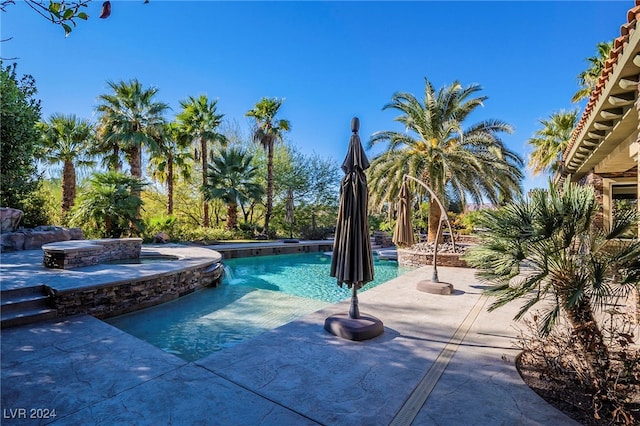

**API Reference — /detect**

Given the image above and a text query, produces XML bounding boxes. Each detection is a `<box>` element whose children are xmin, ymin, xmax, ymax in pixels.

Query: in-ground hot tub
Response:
<box><xmin>42</xmin><ymin>238</ymin><xmax>143</xmax><ymax>269</ymax></box>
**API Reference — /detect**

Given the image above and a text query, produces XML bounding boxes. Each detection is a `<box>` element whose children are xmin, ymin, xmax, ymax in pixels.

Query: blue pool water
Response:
<box><xmin>107</xmin><ymin>252</ymin><xmax>412</xmax><ymax>361</ymax></box>
<box><xmin>223</xmin><ymin>252</ymin><xmax>412</xmax><ymax>303</ymax></box>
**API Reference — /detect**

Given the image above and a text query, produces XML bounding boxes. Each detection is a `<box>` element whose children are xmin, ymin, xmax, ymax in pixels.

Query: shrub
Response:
<box><xmin>300</xmin><ymin>225</ymin><xmax>333</xmax><ymax>240</ymax></box>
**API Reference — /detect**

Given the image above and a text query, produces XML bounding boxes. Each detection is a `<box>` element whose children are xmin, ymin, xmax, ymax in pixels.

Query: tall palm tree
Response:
<box><xmin>572</xmin><ymin>41</ymin><xmax>614</xmax><ymax>103</ymax></box>
<box><xmin>176</xmin><ymin>95</ymin><xmax>226</xmax><ymax>227</ymax></box>
<box><xmin>96</xmin><ymin>79</ymin><xmax>167</xmax><ymax>231</ymax></box>
<box><xmin>527</xmin><ymin>109</ymin><xmax>579</xmax><ymax>176</ymax></box>
<box><xmin>246</xmin><ymin>97</ymin><xmax>290</xmax><ymax>236</ymax></box>
<box><xmin>148</xmin><ymin>121</ymin><xmax>193</xmax><ymax>215</ymax></box>
<box><xmin>368</xmin><ymin>77</ymin><xmax>523</xmax><ymax>242</ymax></box>
<box><xmin>96</xmin><ymin>79</ymin><xmax>168</xmax><ymax>181</ymax></box>
<box><xmin>465</xmin><ymin>181</ymin><xmax>640</xmax><ymax>395</ymax></box>
<box><xmin>203</xmin><ymin>147</ymin><xmax>264</xmax><ymax>230</ymax></box>
<box><xmin>37</xmin><ymin>113</ymin><xmax>94</xmax><ymax>214</ymax></box>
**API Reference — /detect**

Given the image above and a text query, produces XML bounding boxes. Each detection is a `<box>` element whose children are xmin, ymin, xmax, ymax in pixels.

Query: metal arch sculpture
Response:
<box><xmin>402</xmin><ymin>175</ymin><xmax>456</xmax><ymax>283</ymax></box>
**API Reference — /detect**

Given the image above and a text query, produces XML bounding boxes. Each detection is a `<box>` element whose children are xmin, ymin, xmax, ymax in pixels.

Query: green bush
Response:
<box><xmin>143</xmin><ymin>215</ymin><xmax>178</xmax><ymax>241</ymax></box>
<box><xmin>170</xmin><ymin>223</ymin><xmax>238</xmax><ymax>243</ymax></box>
<box><xmin>300</xmin><ymin>225</ymin><xmax>333</xmax><ymax>240</ymax></box>
<box><xmin>17</xmin><ymin>183</ymin><xmax>53</xmax><ymax>228</ymax></box>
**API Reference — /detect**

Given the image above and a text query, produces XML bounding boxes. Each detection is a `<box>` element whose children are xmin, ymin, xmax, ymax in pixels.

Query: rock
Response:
<box><xmin>154</xmin><ymin>232</ymin><xmax>169</xmax><ymax>243</ymax></box>
<box><xmin>0</xmin><ymin>226</ymin><xmax>84</xmax><ymax>252</ymax></box>
<box><xmin>69</xmin><ymin>228</ymin><xmax>83</xmax><ymax>240</ymax></box>
<box><xmin>0</xmin><ymin>207</ymin><xmax>23</xmax><ymax>232</ymax></box>
<box><xmin>1</xmin><ymin>232</ymin><xmax>25</xmax><ymax>251</ymax></box>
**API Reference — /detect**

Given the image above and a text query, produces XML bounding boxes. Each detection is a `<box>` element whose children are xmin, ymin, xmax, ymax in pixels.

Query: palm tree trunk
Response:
<box><xmin>264</xmin><ymin>140</ymin><xmax>274</xmax><ymax>235</ymax></box>
<box><xmin>167</xmin><ymin>154</ymin><xmax>174</xmax><ymax>215</ymax></box>
<box><xmin>61</xmin><ymin>160</ymin><xmax>76</xmax><ymax>213</ymax></box>
<box><xmin>129</xmin><ymin>147</ymin><xmax>143</xmax><ymax>232</ymax></box>
<box><xmin>201</xmin><ymin>137</ymin><xmax>210</xmax><ymax>227</ymax></box>
<box><xmin>564</xmin><ymin>299</ymin><xmax>610</xmax><ymax>390</ymax></box>
<box><xmin>227</xmin><ymin>202</ymin><xmax>238</xmax><ymax>230</ymax></box>
<box><xmin>129</xmin><ymin>147</ymin><xmax>142</xmax><ymax>180</ymax></box>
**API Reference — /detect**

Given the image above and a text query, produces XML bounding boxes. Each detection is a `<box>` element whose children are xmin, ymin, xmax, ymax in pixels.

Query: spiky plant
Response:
<box><xmin>466</xmin><ymin>181</ymin><xmax>640</xmax><ymax>392</ymax></box>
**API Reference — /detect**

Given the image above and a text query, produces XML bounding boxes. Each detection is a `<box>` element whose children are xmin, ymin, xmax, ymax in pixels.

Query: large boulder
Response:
<box><xmin>0</xmin><ymin>226</ymin><xmax>83</xmax><ymax>252</ymax></box>
<box><xmin>0</xmin><ymin>207</ymin><xmax>23</xmax><ymax>233</ymax></box>
<box><xmin>153</xmin><ymin>232</ymin><xmax>169</xmax><ymax>243</ymax></box>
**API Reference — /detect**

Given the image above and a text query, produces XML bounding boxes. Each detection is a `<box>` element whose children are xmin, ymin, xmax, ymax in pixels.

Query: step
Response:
<box><xmin>1</xmin><ymin>285</ymin><xmax>56</xmax><ymax>328</ymax></box>
<box><xmin>1</xmin><ymin>308</ymin><xmax>58</xmax><ymax>328</ymax></box>
<box><xmin>1</xmin><ymin>294</ymin><xmax>51</xmax><ymax>315</ymax></box>
<box><xmin>1</xmin><ymin>285</ymin><xmax>48</xmax><ymax>299</ymax></box>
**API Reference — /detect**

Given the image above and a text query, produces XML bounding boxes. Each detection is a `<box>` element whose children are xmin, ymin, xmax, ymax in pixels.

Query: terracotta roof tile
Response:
<box><xmin>628</xmin><ymin>5</ymin><xmax>640</xmax><ymax>22</ymax></box>
<box><xmin>563</xmin><ymin>1</ymin><xmax>637</xmax><ymax>162</ymax></box>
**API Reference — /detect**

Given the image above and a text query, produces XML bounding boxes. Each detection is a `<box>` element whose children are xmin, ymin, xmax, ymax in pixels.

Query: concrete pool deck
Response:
<box><xmin>1</xmin><ymin>245</ymin><xmax>578</xmax><ymax>425</ymax></box>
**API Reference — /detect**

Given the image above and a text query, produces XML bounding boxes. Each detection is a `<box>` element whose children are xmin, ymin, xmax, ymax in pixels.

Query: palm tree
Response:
<box><xmin>37</xmin><ymin>113</ymin><xmax>94</xmax><ymax>215</ymax></box>
<box><xmin>70</xmin><ymin>171</ymin><xmax>146</xmax><ymax>238</ymax></box>
<box><xmin>203</xmin><ymin>147</ymin><xmax>264</xmax><ymax>230</ymax></box>
<box><xmin>96</xmin><ymin>79</ymin><xmax>168</xmax><ymax>182</ymax></box>
<box><xmin>572</xmin><ymin>41</ymin><xmax>614</xmax><ymax>103</ymax></box>
<box><xmin>246</xmin><ymin>97</ymin><xmax>290</xmax><ymax>236</ymax></box>
<box><xmin>92</xmin><ymin>122</ymin><xmax>123</xmax><ymax>172</ymax></box>
<box><xmin>368</xmin><ymin>77</ymin><xmax>523</xmax><ymax>242</ymax></box>
<box><xmin>176</xmin><ymin>95</ymin><xmax>226</xmax><ymax>227</ymax></box>
<box><xmin>527</xmin><ymin>109</ymin><xmax>579</xmax><ymax>176</ymax></box>
<box><xmin>148</xmin><ymin>122</ymin><xmax>193</xmax><ymax>215</ymax></box>
<box><xmin>465</xmin><ymin>181</ymin><xmax>640</xmax><ymax>394</ymax></box>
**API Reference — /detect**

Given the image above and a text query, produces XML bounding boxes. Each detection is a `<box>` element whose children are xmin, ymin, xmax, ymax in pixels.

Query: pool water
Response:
<box><xmin>223</xmin><ymin>252</ymin><xmax>412</xmax><ymax>303</ymax></box>
<box><xmin>106</xmin><ymin>252</ymin><xmax>412</xmax><ymax>361</ymax></box>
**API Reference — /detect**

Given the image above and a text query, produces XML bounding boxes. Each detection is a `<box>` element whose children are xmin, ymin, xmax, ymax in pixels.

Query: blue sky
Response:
<box><xmin>0</xmin><ymin>1</ymin><xmax>627</xmax><ymax>192</ymax></box>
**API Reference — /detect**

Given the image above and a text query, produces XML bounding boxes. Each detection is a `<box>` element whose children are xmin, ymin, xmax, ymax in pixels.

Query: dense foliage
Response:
<box><xmin>0</xmin><ymin>62</ymin><xmax>50</xmax><ymax>227</ymax></box>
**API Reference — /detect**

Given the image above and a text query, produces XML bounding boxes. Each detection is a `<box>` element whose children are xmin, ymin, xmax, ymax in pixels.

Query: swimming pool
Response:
<box><xmin>106</xmin><ymin>252</ymin><xmax>412</xmax><ymax>361</ymax></box>
<box><xmin>223</xmin><ymin>252</ymin><xmax>412</xmax><ymax>303</ymax></box>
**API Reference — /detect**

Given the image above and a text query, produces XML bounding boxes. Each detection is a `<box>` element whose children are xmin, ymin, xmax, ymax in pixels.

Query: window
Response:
<box><xmin>611</xmin><ymin>184</ymin><xmax>638</xmax><ymax>238</ymax></box>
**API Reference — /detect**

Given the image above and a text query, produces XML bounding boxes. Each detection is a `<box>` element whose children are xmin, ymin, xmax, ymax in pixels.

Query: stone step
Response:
<box><xmin>1</xmin><ymin>308</ymin><xmax>58</xmax><ymax>328</ymax></box>
<box><xmin>1</xmin><ymin>293</ymin><xmax>51</xmax><ymax>315</ymax></box>
<box><xmin>1</xmin><ymin>285</ymin><xmax>47</xmax><ymax>300</ymax></box>
<box><xmin>0</xmin><ymin>285</ymin><xmax>56</xmax><ymax>328</ymax></box>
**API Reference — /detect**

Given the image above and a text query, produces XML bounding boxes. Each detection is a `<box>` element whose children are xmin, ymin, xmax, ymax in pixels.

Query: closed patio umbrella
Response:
<box><xmin>392</xmin><ymin>179</ymin><xmax>414</xmax><ymax>248</ymax></box>
<box><xmin>285</xmin><ymin>188</ymin><xmax>295</xmax><ymax>239</ymax></box>
<box><xmin>326</xmin><ymin>117</ymin><xmax>383</xmax><ymax>341</ymax></box>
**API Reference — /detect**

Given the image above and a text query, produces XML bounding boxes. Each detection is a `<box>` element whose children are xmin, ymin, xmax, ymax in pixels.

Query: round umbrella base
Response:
<box><xmin>416</xmin><ymin>280</ymin><xmax>454</xmax><ymax>295</ymax></box>
<box><xmin>324</xmin><ymin>313</ymin><xmax>384</xmax><ymax>341</ymax></box>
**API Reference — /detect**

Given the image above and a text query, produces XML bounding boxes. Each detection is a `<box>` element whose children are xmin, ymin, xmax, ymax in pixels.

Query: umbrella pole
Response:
<box><xmin>349</xmin><ymin>285</ymin><xmax>360</xmax><ymax>319</ymax></box>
